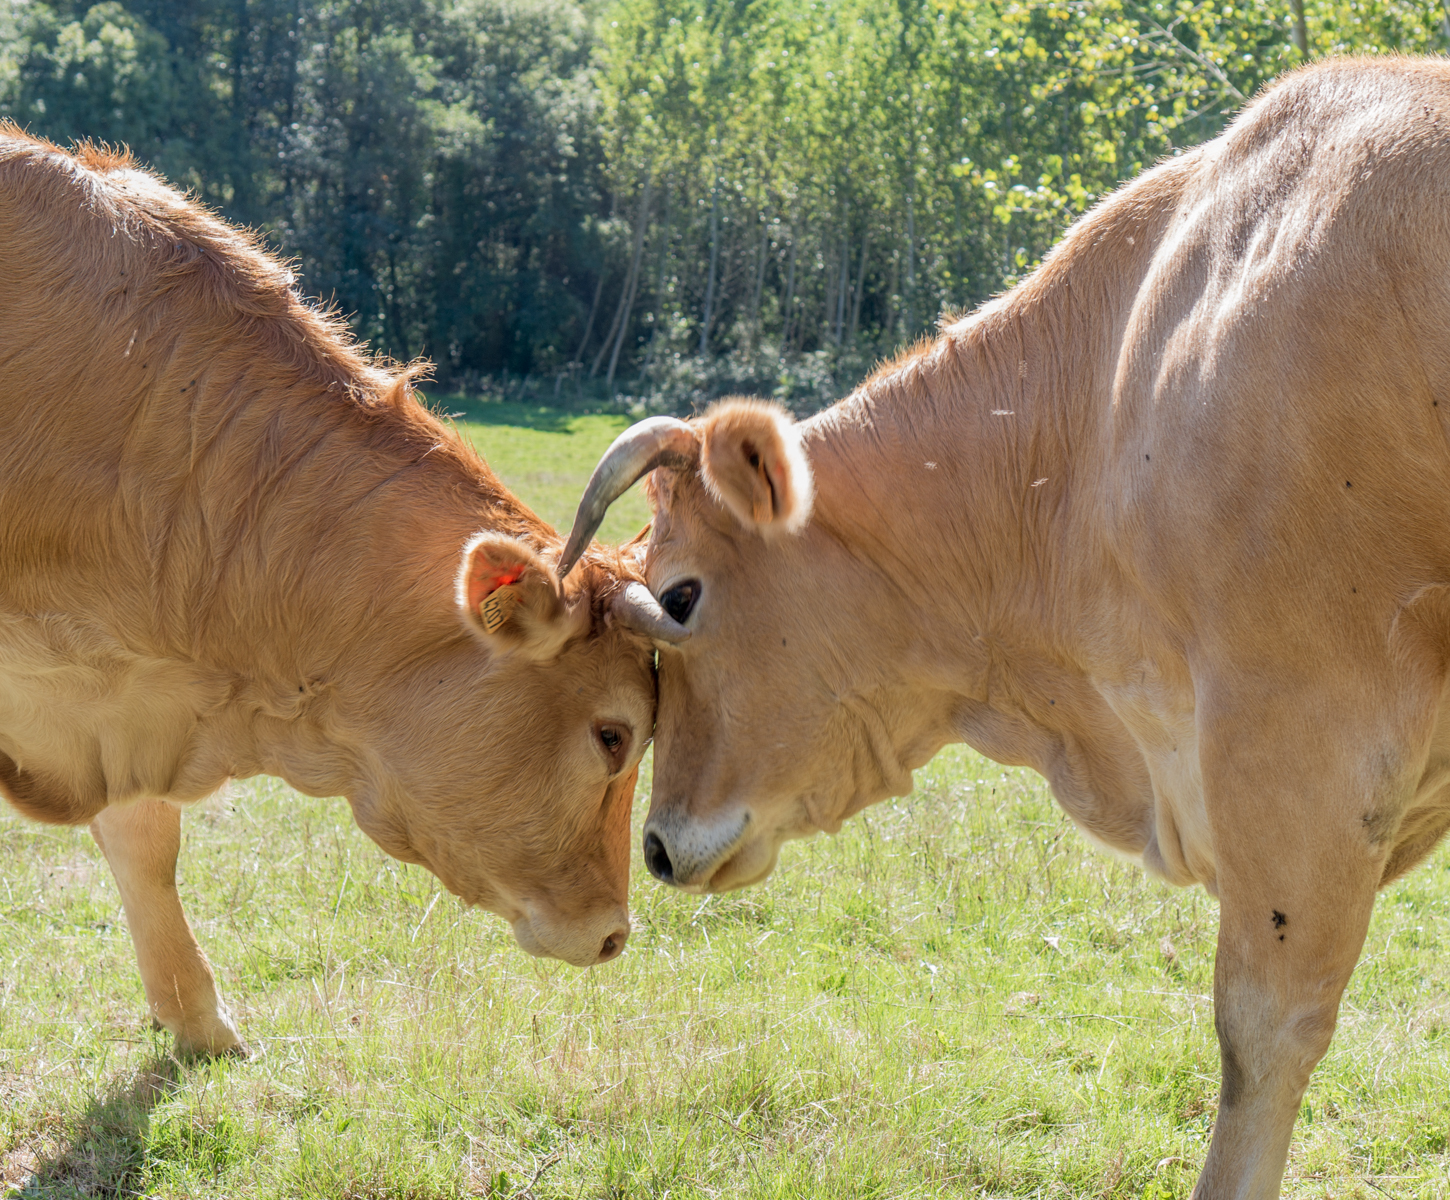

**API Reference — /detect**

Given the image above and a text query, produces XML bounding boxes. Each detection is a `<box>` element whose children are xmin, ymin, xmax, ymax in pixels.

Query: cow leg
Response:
<box><xmin>90</xmin><ymin>799</ymin><xmax>247</xmax><ymax>1057</ymax></box>
<box><xmin>1191</xmin><ymin>741</ymin><xmax>1383</xmax><ymax>1198</ymax></box>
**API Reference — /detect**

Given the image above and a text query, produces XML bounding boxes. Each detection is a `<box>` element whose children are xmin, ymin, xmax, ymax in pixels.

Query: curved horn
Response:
<box><xmin>612</xmin><ymin>581</ymin><xmax>690</xmax><ymax>644</ymax></box>
<box><xmin>557</xmin><ymin>416</ymin><xmax>699</xmax><ymax>579</ymax></box>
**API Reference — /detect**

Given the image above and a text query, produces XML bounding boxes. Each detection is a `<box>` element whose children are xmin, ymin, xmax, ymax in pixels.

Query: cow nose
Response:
<box><xmin>597</xmin><ymin>925</ymin><xmax>629</xmax><ymax>964</ymax></box>
<box><xmin>511</xmin><ymin>903</ymin><xmax>631</xmax><ymax>967</ymax></box>
<box><xmin>642</xmin><ymin>830</ymin><xmax>674</xmax><ymax>883</ymax></box>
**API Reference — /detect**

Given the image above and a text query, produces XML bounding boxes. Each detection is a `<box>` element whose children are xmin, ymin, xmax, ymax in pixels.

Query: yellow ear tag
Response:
<box><xmin>480</xmin><ymin>586</ymin><xmax>518</xmax><ymax>634</ymax></box>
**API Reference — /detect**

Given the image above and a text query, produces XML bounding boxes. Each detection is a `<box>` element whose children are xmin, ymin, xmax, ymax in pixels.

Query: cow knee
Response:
<box><xmin>1214</xmin><ymin>996</ymin><xmax>1336</xmax><ymax>1109</ymax></box>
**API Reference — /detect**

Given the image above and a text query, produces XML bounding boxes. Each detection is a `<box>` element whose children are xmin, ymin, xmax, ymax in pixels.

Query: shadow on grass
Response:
<box><xmin>423</xmin><ymin>392</ymin><xmax>618</xmax><ymax>433</ymax></box>
<box><xmin>15</xmin><ymin>1053</ymin><xmax>179</xmax><ymax>1198</ymax></box>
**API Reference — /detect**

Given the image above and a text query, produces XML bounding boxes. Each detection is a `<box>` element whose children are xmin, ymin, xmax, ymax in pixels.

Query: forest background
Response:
<box><xmin>0</xmin><ymin>0</ymin><xmax>1444</xmax><ymax>412</ymax></box>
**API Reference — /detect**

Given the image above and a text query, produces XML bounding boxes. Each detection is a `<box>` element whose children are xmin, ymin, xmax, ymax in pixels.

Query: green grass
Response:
<box><xmin>4</xmin><ymin>404</ymin><xmax>1450</xmax><ymax>1197</ymax></box>
<box><xmin>428</xmin><ymin>393</ymin><xmax>651</xmax><ymax>545</ymax></box>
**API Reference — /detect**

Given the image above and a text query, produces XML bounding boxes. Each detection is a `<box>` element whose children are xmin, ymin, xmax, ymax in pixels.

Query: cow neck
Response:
<box><xmin>799</xmin><ymin>159</ymin><xmax>1188</xmax><ymax>742</ymax></box>
<box><xmin>179</xmin><ymin>374</ymin><xmax>553</xmax><ymax>798</ymax></box>
<box><xmin>0</xmin><ymin>142</ymin><xmax>563</xmax><ymax>821</ymax></box>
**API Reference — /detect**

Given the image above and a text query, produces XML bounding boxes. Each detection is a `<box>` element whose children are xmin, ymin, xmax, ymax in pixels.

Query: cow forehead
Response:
<box><xmin>646</xmin><ymin>469</ymin><xmax>748</xmax><ymax>569</ymax></box>
<box><xmin>562</xmin><ymin>627</ymin><xmax>655</xmax><ymax>697</ymax></box>
<box><xmin>471</xmin><ymin>616</ymin><xmax>652</xmax><ymax>702</ymax></box>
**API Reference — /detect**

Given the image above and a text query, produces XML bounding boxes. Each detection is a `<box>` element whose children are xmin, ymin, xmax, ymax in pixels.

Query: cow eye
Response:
<box><xmin>660</xmin><ymin>579</ymin><xmax>701</xmax><ymax>624</ymax></box>
<box><xmin>594</xmin><ymin>722</ymin><xmax>629</xmax><ymax>768</ymax></box>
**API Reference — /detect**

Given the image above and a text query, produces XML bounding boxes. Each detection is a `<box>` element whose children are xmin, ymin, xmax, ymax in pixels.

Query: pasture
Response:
<box><xmin>1</xmin><ymin>402</ymin><xmax>1449</xmax><ymax>1199</ymax></box>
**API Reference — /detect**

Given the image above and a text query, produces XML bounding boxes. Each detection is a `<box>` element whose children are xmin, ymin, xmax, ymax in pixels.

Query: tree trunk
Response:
<box><xmin>230</xmin><ymin>0</ymin><xmax>255</xmax><ymax>223</ymax></box>
<box><xmin>833</xmin><ymin>228</ymin><xmax>849</xmax><ymax>345</ymax></box>
<box><xmin>888</xmin><ymin>245</ymin><xmax>899</xmax><ymax>338</ymax></box>
<box><xmin>592</xmin><ymin>174</ymin><xmax>653</xmax><ymax>378</ymax></box>
<box><xmin>1291</xmin><ymin>0</ymin><xmax>1308</xmax><ymax>55</ymax></box>
<box><xmin>749</xmin><ymin>212</ymin><xmax>769</xmax><ymax>347</ymax></box>
<box><xmin>904</xmin><ymin>191</ymin><xmax>916</xmax><ymax>335</ymax></box>
<box><xmin>644</xmin><ymin>180</ymin><xmax>672</xmax><ymax>370</ymax></box>
<box><xmin>276</xmin><ymin>5</ymin><xmax>301</xmax><ymax>207</ymax></box>
<box><xmin>699</xmin><ymin>181</ymin><xmax>721</xmax><ymax>355</ymax></box>
<box><xmin>602</xmin><ymin>174</ymin><xmax>654</xmax><ymax>386</ymax></box>
<box><xmin>849</xmin><ymin>231</ymin><xmax>869</xmax><ymax>341</ymax></box>
<box><xmin>574</xmin><ymin>274</ymin><xmax>605</xmax><ymax>364</ymax></box>
<box><xmin>605</xmin><ymin>263</ymin><xmax>642</xmax><ymax>389</ymax></box>
<box><xmin>781</xmin><ymin>229</ymin><xmax>798</xmax><ymax>350</ymax></box>
<box><xmin>385</xmin><ymin>248</ymin><xmax>407</xmax><ymax>358</ymax></box>
<box><xmin>822</xmin><ymin>236</ymin><xmax>839</xmax><ymax>347</ymax></box>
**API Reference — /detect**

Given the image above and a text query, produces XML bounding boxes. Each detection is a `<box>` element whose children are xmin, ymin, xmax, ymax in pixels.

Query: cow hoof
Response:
<box><xmin>174</xmin><ymin>1029</ymin><xmax>252</xmax><ymax>1060</ymax></box>
<box><xmin>189</xmin><ymin>1036</ymin><xmax>252</xmax><ymax>1061</ymax></box>
<box><xmin>158</xmin><ymin>1008</ymin><xmax>250</xmax><ymax>1060</ymax></box>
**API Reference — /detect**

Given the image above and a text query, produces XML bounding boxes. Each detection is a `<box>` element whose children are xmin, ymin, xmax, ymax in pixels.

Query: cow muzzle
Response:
<box><xmin>641</xmin><ymin>807</ymin><xmax>775</xmax><ymax>892</ymax></box>
<box><xmin>510</xmin><ymin>902</ymin><xmax>631</xmax><ymax>967</ymax></box>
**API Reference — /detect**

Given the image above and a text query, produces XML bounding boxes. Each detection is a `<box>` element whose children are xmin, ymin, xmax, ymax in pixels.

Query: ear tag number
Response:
<box><xmin>480</xmin><ymin>586</ymin><xmax>517</xmax><ymax>634</ymax></box>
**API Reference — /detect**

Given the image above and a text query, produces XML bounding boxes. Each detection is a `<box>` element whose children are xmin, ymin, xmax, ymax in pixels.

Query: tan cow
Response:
<box><xmin>0</xmin><ymin>129</ymin><xmax>679</xmax><ymax>1056</ymax></box>
<box><xmin>564</xmin><ymin>58</ymin><xmax>1450</xmax><ymax>1197</ymax></box>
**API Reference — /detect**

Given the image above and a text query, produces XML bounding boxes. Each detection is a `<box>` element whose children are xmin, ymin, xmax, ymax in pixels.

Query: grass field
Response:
<box><xmin>3</xmin><ymin>406</ymin><xmax>1450</xmax><ymax>1198</ymax></box>
<box><xmin>432</xmin><ymin>394</ymin><xmax>651</xmax><ymax>545</ymax></box>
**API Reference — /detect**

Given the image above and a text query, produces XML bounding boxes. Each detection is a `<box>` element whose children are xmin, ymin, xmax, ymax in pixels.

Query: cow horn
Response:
<box><xmin>612</xmin><ymin>581</ymin><xmax>690</xmax><ymax>644</ymax></box>
<box><xmin>557</xmin><ymin>416</ymin><xmax>699</xmax><ymax>579</ymax></box>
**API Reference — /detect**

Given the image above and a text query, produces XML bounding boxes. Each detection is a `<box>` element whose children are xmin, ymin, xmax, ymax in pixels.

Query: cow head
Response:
<box><xmin>563</xmin><ymin>401</ymin><xmax>934</xmax><ymax>896</ymax></box>
<box><xmin>329</xmin><ymin>531</ymin><xmax>661</xmax><ymax>968</ymax></box>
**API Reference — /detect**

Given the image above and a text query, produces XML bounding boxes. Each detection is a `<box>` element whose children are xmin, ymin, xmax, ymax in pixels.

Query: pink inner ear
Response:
<box><xmin>467</xmin><ymin>562</ymin><xmax>527</xmax><ymax>612</ymax></box>
<box><xmin>766</xmin><ymin>458</ymin><xmax>789</xmax><ymax>515</ymax></box>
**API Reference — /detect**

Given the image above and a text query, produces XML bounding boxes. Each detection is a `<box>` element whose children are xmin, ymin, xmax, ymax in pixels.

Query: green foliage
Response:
<box><xmin>591</xmin><ymin>0</ymin><xmax>1450</xmax><ymax>409</ymax></box>
<box><xmin>9</xmin><ymin>3</ymin><xmax>175</xmax><ymax>149</ymax></box>
<box><xmin>2</xmin><ymin>1</ymin><xmax>1449</xmax><ymax>396</ymax></box>
<box><xmin>0</xmin><ymin>0</ymin><xmax>609</xmax><ymax>379</ymax></box>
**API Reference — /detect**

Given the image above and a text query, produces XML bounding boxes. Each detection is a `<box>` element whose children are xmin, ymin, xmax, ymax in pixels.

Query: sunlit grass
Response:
<box><xmin>3</xmin><ymin>406</ymin><xmax>1450</xmax><ymax>1197</ymax></box>
<box><xmin>426</xmin><ymin>393</ymin><xmax>652</xmax><ymax>545</ymax></box>
<box><xmin>5</xmin><ymin>755</ymin><xmax>1450</xmax><ymax>1197</ymax></box>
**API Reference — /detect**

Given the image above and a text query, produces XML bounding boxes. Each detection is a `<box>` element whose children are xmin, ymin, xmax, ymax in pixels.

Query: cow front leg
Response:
<box><xmin>90</xmin><ymin>799</ymin><xmax>247</xmax><ymax>1057</ymax></box>
<box><xmin>1192</xmin><ymin>877</ymin><xmax>1374</xmax><ymax>1198</ymax></box>
<box><xmin>1191</xmin><ymin>731</ymin><xmax>1385</xmax><ymax>1198</ymax></box>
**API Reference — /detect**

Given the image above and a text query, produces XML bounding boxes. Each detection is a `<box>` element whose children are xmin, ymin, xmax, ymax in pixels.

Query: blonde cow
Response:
<box><xmin>0</xmin><ymin>130</ymin><xmax>678</xmax><ymax>1055</ymax></box>
<box><xmin>565</xmin><ymin>58</ymin><xmax>1450</xmax><ymax>1198</ymax></box>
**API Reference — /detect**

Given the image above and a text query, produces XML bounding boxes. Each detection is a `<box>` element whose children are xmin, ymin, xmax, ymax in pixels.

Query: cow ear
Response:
<box><xmin>699</xmin><ymin>399</ymin><xmax>814</xmax><ymax>535</ymax></box>
<box><xmin>456</xmin><ymin>533</ymin><xmax>586</xmax><ymax>660</ymax></box>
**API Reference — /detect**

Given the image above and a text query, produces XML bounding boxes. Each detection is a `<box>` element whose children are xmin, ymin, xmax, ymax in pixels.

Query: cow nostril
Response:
<box><xmin>643</xmin><ymin>831</ymin><xmax>674</xmax><ymax>883</ymax></box>
<box><xmin>598</xmin><ymin>927</ymin><xmax>628</xmax><ymax>963</ymax></box>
